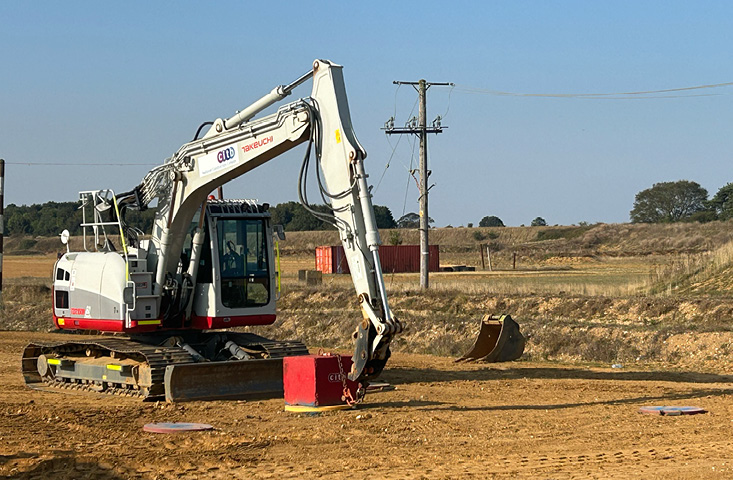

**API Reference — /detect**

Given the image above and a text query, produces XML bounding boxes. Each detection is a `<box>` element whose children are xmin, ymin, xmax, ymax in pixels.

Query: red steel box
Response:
<box><xmin>283</xmin><ymin>354</ymin><xmax>358</xmax><ymax>407</ymax></box>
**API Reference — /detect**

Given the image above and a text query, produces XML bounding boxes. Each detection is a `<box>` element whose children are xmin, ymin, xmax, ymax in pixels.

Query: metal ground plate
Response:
<box><xmin>143</xmin><ymin>422</ymin><xmax>214</xmax><ymax>433</ymax></box>
<box><xmin>639</xmin><ymin>406</ymin><xmax>707</xmax><ymax>416</ymax></box>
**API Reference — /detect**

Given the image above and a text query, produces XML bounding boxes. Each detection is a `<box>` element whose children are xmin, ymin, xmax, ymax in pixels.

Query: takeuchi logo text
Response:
<box><xmin>242</xmin><ymin>136</ymin><xmax>273</xmax><ymax>153</ymax></box>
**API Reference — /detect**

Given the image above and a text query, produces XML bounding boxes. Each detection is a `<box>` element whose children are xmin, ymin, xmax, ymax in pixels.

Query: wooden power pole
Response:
<box><xmin>385</xmin><ymin>79</ymin><xmax>452</xmax><ymax>289</ymax></box>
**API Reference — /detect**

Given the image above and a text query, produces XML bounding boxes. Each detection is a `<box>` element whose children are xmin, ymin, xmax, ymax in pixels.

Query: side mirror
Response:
<box><xmin>123</xmin><ymin>285</ymin><xmax>135</xmax><ymax>305</ymax></box>
<box><xmin>274</xmin><ymin>225</ymin><xmax>285</xmax><ymax>241</ymax></box>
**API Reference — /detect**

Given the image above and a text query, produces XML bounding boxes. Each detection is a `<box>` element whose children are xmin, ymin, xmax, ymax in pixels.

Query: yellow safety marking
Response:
<box><xmin>137</xmin><ymin>320</ymin><xmax>161</xmax><ymax>325</ymax></box>
<box><xmin>112</xmin><ymin>193</ymin><xmax>130</xmax><ymax>281</ymax></box>
<box><xmin>47</xmin><ymin>358</ymin><xmax>61</xmax><ymax>366</ymax></box>
<box><xmin>284</xmin><ymin>404</ymin><xmax>353</xmax><ymax>413</ymax></box>
<box><xmin>335</xmin><ymin>129</ymin><xmax>341</xmax><ymax>144</ymax></box>
<box><xmin>106</xmin><ymin>364</ymin><xmax>123</xmax><ymax>371</ymax></box>
<box><xmin>275</xmin><ymin>240</ymin><xmax>281</xmax><ymax>293</ymax></box>
<box><xmin>57</xmin><ymin>318</ymin><xmax>65</xmax><ymax>326</ymax></box>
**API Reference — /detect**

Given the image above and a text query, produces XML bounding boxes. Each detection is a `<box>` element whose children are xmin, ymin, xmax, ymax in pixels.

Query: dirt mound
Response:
<box><xmin>252</xmin><ymin>285</ymin><xmax>733</xmax><ymax>367</ymax></box>
<box><xmin>6</xmin><ymin>282</ymin><xmax>733</xmax><ymax>367</ymax></box>
<box><xmin>0</xmin><ymin>282</ymin><xmax>51</xmax><ymax>331</ymax></box>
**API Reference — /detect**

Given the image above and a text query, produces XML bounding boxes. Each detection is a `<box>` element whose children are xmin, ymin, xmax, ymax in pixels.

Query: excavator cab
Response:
<box><xmin>182</xmin><ymin>199</ymin><xmax>279</xmax><ymax>330</ymax></box>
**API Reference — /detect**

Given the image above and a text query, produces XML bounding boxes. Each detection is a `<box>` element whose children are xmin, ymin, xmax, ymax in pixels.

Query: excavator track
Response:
<box><xmin>22</xmin><ymin>333</ymin><xmax>309</xmax><ymax>401</ymax></box>
<box><xmin>22</xmin><ymin>337</ymin><xmax>195</xmax><ymax>400</ymax></box>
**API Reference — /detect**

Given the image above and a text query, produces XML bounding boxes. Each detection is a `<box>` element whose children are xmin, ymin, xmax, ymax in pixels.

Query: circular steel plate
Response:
<box><xmin>366</xmin><ymin>382</ymin><xmax>395</xmax><ymax>392</ymax></box>
<box><xmin>639</xmin><ymin>406</ymin><xmax>706</xmax><ymax>416</ymax></box>
<box><xmin>143</xmin><ymin>422</ymin><xmax>214</xmax><ymax>433</ymax></box>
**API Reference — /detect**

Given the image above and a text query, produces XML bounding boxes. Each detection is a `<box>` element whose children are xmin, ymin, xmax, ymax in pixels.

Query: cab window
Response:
<box><xmin>217</xmin><ymin>218</ymin><xmax>270</xmax><ymax>308</ymax></box>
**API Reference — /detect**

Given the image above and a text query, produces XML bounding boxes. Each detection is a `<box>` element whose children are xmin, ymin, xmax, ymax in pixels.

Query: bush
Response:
<box><xmin>479</xmin><ymin>215</ymin><xmax>505</xmax><ymax>227</ymax></box>
<box><xmin>387</xmin><ymin>230</ymin><xmax>403</xmax><ymax>246</ymax></box>
<box><xmin>531</xmin><ymin>217</ymin><xmax>547</xmax><ymax>227</ymax></box>
<box><xmin>18</xmin><ymin>239</ymin><xmax>38</xmax><ymax>250</ymax></box>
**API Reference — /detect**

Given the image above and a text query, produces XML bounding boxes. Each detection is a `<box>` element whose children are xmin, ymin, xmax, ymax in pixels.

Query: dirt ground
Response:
<box><xmin>1</xmin><ymin>332</ymin><xmax>733</xmax><ymax>479</ymax></box>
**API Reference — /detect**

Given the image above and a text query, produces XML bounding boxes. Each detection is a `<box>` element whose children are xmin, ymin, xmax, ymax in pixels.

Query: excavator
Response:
<box><xmin>22</xmin><ymin>60</ymin><xmax>405</xmax><ymax>402</ymax></box>
<box><xmin>21</xmin><ymin>59</ymin><xmax>522</xmax><ymax>402</ymax></box>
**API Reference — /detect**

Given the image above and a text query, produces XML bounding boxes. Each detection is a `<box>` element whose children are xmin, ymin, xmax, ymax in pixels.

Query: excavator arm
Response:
<box><xmin>117</xmin><ymin>60</ymin><xmax>401</xmax><ymax>382</ymax></box>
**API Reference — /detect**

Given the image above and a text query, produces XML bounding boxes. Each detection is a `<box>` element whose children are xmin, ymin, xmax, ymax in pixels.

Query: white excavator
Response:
<box><xmin>22</xmin><ymin>60</ymin><xmax>405</xmax><ymax>401</ymax></box>
<box><xmin>22</xmin><ymin>59</ymin><xmax>524</xmax><ymax>402</ymax></box>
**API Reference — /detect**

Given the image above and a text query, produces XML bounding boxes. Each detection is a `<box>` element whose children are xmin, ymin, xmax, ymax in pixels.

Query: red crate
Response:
<box><xmin>283</xmin><ymin>354</ymin><xmax>358</xmax><ymax>407</ymax></box>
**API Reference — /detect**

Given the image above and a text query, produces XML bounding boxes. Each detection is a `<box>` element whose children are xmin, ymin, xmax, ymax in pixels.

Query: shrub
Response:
<box><xmin>387</xmin><ymin>230</ymin><xmax>403</xmax><ymax>246</ymax></box>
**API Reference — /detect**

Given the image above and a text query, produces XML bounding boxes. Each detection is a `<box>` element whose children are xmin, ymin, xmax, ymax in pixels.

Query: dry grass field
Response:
<box><xmin>2</xmin><ymin>254</ymin><xmax>57</xmax><ymax>279</ymax></box>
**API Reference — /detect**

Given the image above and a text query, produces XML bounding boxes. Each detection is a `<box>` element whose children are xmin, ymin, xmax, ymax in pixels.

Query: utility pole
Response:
<box><xmin>0</xmin><ymin>159</ymin><xmax>4</xmax><ymax>309</ymax></box>
<box><xmin>384</xmin><ymin>80</ymin><xmax>452</xmax><ymax>289</ymax></box>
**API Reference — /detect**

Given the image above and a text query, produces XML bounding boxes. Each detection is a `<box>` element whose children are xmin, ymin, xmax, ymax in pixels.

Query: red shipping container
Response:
<box><xmin>283</xmin><ymin>354</ymin><xmax>358</xmax><ymax>407</ymax></box>
<box><xmin>315</xmin><ymin>244</ymin><xmax>439</xmax><ymax>274</ymax></box>
<box><xmin>315</xmin><ymin>245</ymin><xmax>350</xmax><ymax>274</ymax></box>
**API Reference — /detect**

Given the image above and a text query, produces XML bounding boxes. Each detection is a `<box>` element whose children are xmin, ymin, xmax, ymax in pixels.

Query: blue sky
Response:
<box><xmin>2</xmin><ymin>1</ymin><xmax>733</xmax><ymax>226</ymax></box>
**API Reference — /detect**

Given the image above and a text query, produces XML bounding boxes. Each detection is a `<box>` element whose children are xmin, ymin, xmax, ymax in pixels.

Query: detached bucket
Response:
<box><xmin>456</xmin><ymin>314</ymin><xmax>525</xmax><ymax>363</ymax></box>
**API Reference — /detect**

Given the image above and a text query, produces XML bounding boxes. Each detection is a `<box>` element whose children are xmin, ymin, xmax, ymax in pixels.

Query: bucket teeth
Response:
<box><xmin>456</xmin><ymin>314</ymin><xmax>525</xmax><ymax>363</ymax></box>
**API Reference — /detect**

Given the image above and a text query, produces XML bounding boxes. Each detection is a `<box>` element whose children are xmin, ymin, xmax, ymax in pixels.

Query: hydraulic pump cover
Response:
<box><xmin>283</xmin><ymin>354</ymin><xmax>358</xmax><ymax>407</ymax></box>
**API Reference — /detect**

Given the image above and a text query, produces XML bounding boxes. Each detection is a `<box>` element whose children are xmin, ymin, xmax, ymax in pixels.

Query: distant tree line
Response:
<box><xmin>630</xmin><ymin>180</ymin><xmax>733</xmax><ymax>223</ymax></box>
<box><xmin>4</xmin><ymin>200</ymin><xmax>398</xmax><ymax>236</ymax></box>
<box><xmin>5</xmin><ymin>201</ymin><xmax>160</xmax><ymax>237</ymax></box>
<box><xmin>270</xmin><ymin>202</ymin><xmax>397</xmax><ymax>231</ymax></box>
<box><xmin>474</xmin><ymin>215</ymin><xmax>547</xmax><ymax>228</ymax></box>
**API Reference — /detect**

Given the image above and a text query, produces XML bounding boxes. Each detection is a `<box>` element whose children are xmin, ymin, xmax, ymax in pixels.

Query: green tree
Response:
<box><xmin>708</xmin><ymin>183</ymin><xmax>733</xmax><ymax>220</ymax></box>
<box><xmin>396</xmin><ymin>212</ymin><xmax>434</xmax><ymax>229</ymax></box>
<box><xmin>373</xmin><ymin>205</ymin><xmax>397</xmax><ymax>229</ymax></box>
<box><xmin>479</xmin><ymin>215</ymin><xmax>505</xmax><ymax>227</ymax></box>
<box><xmin>5</xmin><ymin>201</ymin><xmax>83</xmax><ymax>236</ymax></box>
<box><xmin>531</xmin><ymin>217</ymin><xmax>547</xmax><ymax>227</ymax></box>
<box><xmin>270</xmin><ymin>201</ymin><xmax>333</xmax><ymax>231</ymax></box>
<box><xmin>630</xmin><ymin>180</ymin><xmax>709</xmax><ymax>223</ymax></box>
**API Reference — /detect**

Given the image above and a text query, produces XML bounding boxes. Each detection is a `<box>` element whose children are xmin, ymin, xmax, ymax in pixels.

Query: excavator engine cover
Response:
<box><xmin>456</xmin><ymin>314</ymin><xmax>525</xmax><ymax>363</ymax></box>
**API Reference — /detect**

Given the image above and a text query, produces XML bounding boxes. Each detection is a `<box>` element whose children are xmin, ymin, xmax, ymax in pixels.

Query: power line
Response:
<box><xmin>401</xmin><ymin>134</ymin><xmax>419</xmax><ymax>218</ymax></box>
<box><xmin>441</xmin><ymin>84</ymin><xmax>455</xmax><ymax>119</ymax></box>
<box><xmin>453</xmin><ymin>80</ymin><xmax>733</xmax><ymax>99</ymax></box>
<box><xmin>374</xmin><ymin>96</ymin><xmax>419</xmax><ymax>193</ymax></box>
<box><xmin>5</xmin><ymin>162</ymin><xmax>157</xmax><ymax>166</ymax></box>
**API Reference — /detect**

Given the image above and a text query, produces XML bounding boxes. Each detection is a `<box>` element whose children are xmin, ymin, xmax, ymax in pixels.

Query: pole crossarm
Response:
<box><xmin>383</xmin><ymin>127</ymin><xmax>445</xmax><ymax>135</ymax></box>
<box><xmin>394</xmin><ymin>80</ymin><xmax>454</xmax><ymax>90</ymax></box>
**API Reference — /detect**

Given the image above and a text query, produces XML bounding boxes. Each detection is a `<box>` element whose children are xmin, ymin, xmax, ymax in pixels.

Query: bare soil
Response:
<box><xmin>2</xmin><ymin>331</ymin><xmax>733</xmax><ymax>479</ymax></box>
